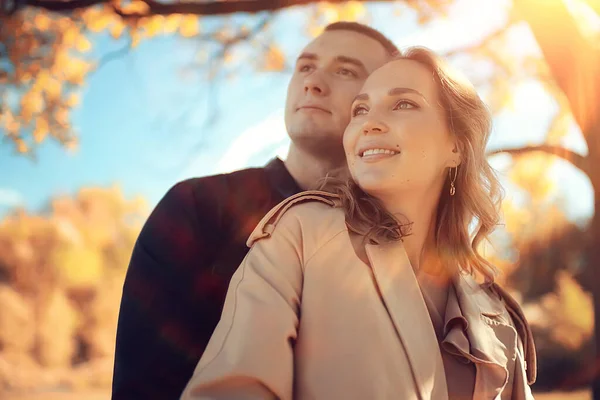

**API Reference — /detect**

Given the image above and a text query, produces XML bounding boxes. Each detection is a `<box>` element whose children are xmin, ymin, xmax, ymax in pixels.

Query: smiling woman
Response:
<box><xmin>180</xmin><ymin>46</ymin><xmax>536</xmax><ymax>400</ymax></box>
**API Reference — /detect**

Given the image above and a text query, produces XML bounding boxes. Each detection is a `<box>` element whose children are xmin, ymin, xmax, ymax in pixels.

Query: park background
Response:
<box><xmin>1</xmin><ymin>0</ymin><xmax>599</xmax><ymax>398</ymax></box>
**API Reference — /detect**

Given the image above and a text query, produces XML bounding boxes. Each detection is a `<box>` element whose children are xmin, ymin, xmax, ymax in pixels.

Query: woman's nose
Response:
<box><xmin>362</xmin><ymin>119</ymin><xmax>389</xmax><ymax>135</ymax></box>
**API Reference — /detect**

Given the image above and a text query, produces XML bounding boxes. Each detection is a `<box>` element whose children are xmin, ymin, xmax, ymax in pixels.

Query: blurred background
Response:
<box><xmin>0</xmin><ymin>0</ymin><xmax>598</xmax><ymax>399</ymax></box>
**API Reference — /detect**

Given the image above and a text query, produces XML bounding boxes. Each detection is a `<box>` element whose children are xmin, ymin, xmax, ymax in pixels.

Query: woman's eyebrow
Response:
<box><xmin>352</xmin><ymin>93</ymin><xmax>369</xmax><ymax>103</ymax></box>
<box><xmin>388</xmin><ymin>87</ymin><xmax>426</xmax><ymax>99</ymax></box>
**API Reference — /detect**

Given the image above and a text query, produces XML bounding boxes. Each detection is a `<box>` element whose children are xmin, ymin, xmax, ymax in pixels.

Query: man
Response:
<box><xmin>111</xmin><ymin>21</ymin><xmax>398</xmax><ymax>399</ymax></box>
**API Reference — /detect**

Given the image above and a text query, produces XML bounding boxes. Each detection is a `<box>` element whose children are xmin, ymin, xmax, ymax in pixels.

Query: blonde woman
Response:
<box><xmin>180</xmin><ymin>47</ymin><xmax>537</xmax><ymax>400</ymax></box>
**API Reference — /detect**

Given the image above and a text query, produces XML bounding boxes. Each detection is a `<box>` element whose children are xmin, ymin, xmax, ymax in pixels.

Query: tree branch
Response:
<box><xmin>487</xmin><ymin>144</ymin><xmax>590</xmax><ymax>175</ymax></box>
<box><xmin>19</xmin><ymin>0</ymin><xmax>396</xmax><ymax>16</ymax></box>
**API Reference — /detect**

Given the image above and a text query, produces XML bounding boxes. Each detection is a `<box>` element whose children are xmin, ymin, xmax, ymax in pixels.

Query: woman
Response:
<box><xmin>180</xmin><ymin>47</ymin><xmax>537</xmax><ymax>400</ymax></box>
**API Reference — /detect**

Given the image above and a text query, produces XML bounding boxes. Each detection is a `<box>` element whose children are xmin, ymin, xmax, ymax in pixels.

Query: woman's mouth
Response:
<box><xmin>360</xmin><ymin>148</ymin><xmax>400</xmax><ymax>161</ymax></box>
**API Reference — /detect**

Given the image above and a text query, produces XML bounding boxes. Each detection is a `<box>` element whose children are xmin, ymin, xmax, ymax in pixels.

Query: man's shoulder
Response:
<box><xmin>171</xmin><ymin>166</ymin><xmax>269</xmax><ymax>195</ymax></box>
<box><xmin>160</xmin><ymin>166</ymin><xmax>270</xmax><ymax>207</ymax></box>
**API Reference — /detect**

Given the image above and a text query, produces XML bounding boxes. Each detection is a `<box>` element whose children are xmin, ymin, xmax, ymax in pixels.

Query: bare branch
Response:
<box><xmin>487</xmin><ymin>144</ymin><xmax>590</xmax><ymax>175</ymax></box>
<box><xmin>93</xmin><ymin>36</ymin><xmax>132</xmax><ymax>72</ymax></box>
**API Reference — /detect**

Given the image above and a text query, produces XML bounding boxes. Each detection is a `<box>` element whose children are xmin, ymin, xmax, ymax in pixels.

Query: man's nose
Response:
<box><xmin>304</xmin><ymin>72</ymin><xmax>330</xmax><ymax>96</ymax></box>
<box><xmin>362</xmin><ymin>119</ymin><xmax>389</xmax><ymax>135</ymax></box>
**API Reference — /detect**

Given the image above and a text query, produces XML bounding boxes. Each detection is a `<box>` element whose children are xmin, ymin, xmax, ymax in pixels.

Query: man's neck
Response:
<box><xmin>283</xmin><ymin>145</ymin><xmax>347</xmax><ymax>191</ymax></box>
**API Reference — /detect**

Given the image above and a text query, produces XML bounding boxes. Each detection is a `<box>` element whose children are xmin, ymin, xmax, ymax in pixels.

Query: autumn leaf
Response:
<box><xmin>15</xmin><ymin>138</ymin><xmax>28</xmax><ymax>154</ymax></box>
<box><xmin>338</xmin><ymin>1</ymin><xmax>366</xmax><ymax>21</ymax></box>
<box><xmin>62</xmin><ymin>26</ymin><xmax>78</xmax><ymax>47</ymax></box>
<box><xmin>66</xmin><ymin>93</ymin><xmax>80</xmax><ymax>107</ymax></box>
<box><xmin>63</xmin><ymin>59</ymin><xmax>90</xmax><ymax>85</ymax></box>
<box><xmin>82</xmin><ymin>7</ymin><xmax>114</xmax><ymax>32</ymax></box>
<box><xmin>110</xmin><ymin>22</ymin><xmax>125</xmax><ymax>39</ymax></box>
<box><xmin>34</xmin><ymin>118</ymin><xmax>49</xmax><ymax>143</ymax></box>
<box><xmin>179</xmin><ymin>15</ymin><xmax>199</xmax><ymax>37</ymax></box>
<box><xmin>22</xmin><ymin>91</ymin><xmax>44</xmax><ymax>115</ymax></box>
<box><xmin>33</xmin><ymin>13</ymin><xmax>52</xmax><ymax>31</ymax></box>
<box><xmin>120</xmin><ymin>0</ymin><xmax>150</xmax><ymax>15</ymax></box>
<box><xmin>142</xmin><ymin>15</ymin><xmax>165</xmax><ymax>38</ymax></box>
<box><xmin>76</xmin><ymin>36</ymin><xmax>92</xmax><ymax>53</ymax></box>
<box><xmin>45</xmin><ymin>78</ymin><xmax>62</xmax><ymax>101</ymax></box>
<box><xmin>164</xmin><ymin>15</ymin><xmax>182</xmax><ymax>33</ymax></box>
<box><xmin>264</xmin><ymin>45</ymin><xmax>285</xmax><ymax>71</ymax></box>
<box><xmin>508</xmin><ymin>152</ymin><xmax>557</xmax><ymax>199</ymax></box>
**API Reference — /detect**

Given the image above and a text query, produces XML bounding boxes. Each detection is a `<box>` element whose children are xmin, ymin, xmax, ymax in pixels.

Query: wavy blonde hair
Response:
<box><xmin>319</xmin><ymin>47</ymin><xmax>503</xmax><ymax>281</ymax></box>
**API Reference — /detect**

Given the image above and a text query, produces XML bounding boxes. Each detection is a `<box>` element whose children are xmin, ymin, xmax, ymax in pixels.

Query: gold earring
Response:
<box><xmin>449</xmin><ymin>166</ymin><xmax>457</xmax><ymax>196</ymax></box>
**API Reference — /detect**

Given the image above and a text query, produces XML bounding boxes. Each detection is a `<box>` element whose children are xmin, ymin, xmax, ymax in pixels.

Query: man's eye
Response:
<box><xmin>352</xmin><ymin>105</ymin><xmax>368</xmax><ymax>117</ymax></box>
<box><xmin>338</xmin><ymin>68</ymin><xmax>357</xmax><ymax>77</ymax></box>
<box><xmin>393</xmin><ymin>100</ymin><xmax>417</xmax><ymax>110</ymax></box>
<box><xmin>299</xmin><ymin>64</ymin><xmax>313</xmax><ymax>73</ymax></box>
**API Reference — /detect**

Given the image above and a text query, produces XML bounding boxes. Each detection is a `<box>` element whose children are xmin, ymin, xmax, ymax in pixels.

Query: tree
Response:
<box><xmin>493</xmin><ymin>1</ymin><xmax>600</xmax><ymax>396</ymax></box>
<box><xmin>0</xmin><ymin>186</ymin><xmax>148</xmax><ymax>391</ymax></box>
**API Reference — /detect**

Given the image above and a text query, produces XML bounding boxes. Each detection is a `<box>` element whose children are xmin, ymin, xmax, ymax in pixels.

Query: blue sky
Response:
<box><xmin>0</xmin><ymin>0</ymin><xmax>594</xmax><ymax>227</ymax></box>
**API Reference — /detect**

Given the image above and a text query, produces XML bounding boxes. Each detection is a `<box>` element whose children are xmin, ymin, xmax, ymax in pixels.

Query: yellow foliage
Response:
<box><xmin>264</xmin><ymin>45</ymin><xmax>285</xmax><ymax>71</ymax></box>
<box><xmin>54</xmin><ymin>247</ymin><xmax>104</xmax><ymax>288</ymax></box>
<box><xmin>15</xmin><ymin>139</ymin><xmax>28</xmax><ymax>154</ymax></box>
<box><xmin>164</xmin><ymin>14</ymin><xmax>182</xmax><ymax>33</ymax></box>
<box><xmin>0</xmin><ymin>186</ymin><xmax>149</xmax><ymax>388</ymax></box>
<box><xmin>62</xmin><ymin>26</ymin><xmax>79</xmax><ymax>47</ymax></box>
<box><xmin>83</xmin><ymin>8</ymin><xmax>115</xmax><ymax>32</ymax></box>
<box><xmin>33</xmin><ymin>13</ymin><xmax>51</xmax><ymax>30</ymax></box>
<box><xmin>308</xmin><ymin>1</ymin><xmax>366</xmax><ymax>37</ymax></box>
<box><xmin>120</xmin><ymin>0</ymin><xmax>150</xmax><ymax>15</ymax></box>
<box><xmin>508</xmin><ymin>152</ymin><xmax>557</xmax><ymax>199</ymax></box>
<box><xmin>539</xmin><ymin>271</ymin><xmax>593</xmax><ymax>350</ymax></box>
<box><xmin>22</xmin><ymin>90</ymin><xmax>44</xmax><ymax>116</ymax></box>
<box><xmin>66</xmin><ymin>93</ymin><xmax>80</xmax><ymax>107</ymax></box>
<box><xmin>180</xmin><ymin>15</ymin><xmax>200</xmax><ymax>37</ymax></box>
<box><xmin>45</xmin><ymin>77</ymin><xmax>62</xmax><ymax>101</ymax></box>
<box><xmin>110</xmin><ymin>22</ymin><xmax>126</xmax><ymax>39</ymax></box>
<box><xmin>33</xmin><ymin>118</ymin><xmax>49</xmax><ymax>143</ymax></box>
<box><xmin>76</xmin><ymin>36</ymin><xmax>92</xmax><ymax>52</ymax></box>
<box><xmin>63</xmin><ymin>58</ymin><xmax>90</xmax><ymax>85</ymax></box>
<box><xmin>142</xmin><ymin>15</ymin><xmax>165</xmax><ymax>37</ymax></box>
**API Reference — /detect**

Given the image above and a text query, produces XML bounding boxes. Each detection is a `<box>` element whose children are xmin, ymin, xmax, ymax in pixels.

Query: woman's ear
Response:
<box><xmin>447</xmin><ymin>141</ymin><xmax>462</xmax><ymax>167</ymax></box>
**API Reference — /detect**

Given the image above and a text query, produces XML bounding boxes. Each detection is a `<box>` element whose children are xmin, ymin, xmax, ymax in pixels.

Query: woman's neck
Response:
<box><xmin>378</xmin><ymin>189</ymin><xmax>443</xmax><ymax>274</ymax></box>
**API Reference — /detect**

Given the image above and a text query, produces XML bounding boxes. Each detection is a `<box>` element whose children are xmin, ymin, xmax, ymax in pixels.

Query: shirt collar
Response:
<box><xmin>264</xmin><ymin>157</ymin><xmax>302</xmax><ymax>200</ymax></box>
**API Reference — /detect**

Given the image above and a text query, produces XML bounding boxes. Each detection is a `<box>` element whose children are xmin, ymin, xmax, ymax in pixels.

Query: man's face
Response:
<box><xmin>284</xmin><ymin>30</ymin><xmax>390</xmax><ymax>159</ymax></box>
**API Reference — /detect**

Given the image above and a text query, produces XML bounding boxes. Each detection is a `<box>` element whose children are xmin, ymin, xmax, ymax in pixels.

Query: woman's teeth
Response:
<box><xmin>361</xmin><ymin>149</ymin><xmax>399</xmax><ymax>157</ymax></box>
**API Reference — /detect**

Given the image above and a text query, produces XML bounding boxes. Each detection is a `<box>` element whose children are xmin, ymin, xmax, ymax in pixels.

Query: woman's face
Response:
<box><xmin>343</xmin><ymin>59</ymin><xmax>460</xmax><ymax>198</ymax></box>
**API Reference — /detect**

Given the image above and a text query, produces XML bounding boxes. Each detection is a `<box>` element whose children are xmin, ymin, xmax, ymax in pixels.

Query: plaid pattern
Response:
<box><xmin>111</xmin><ymin>158</ymin><xmax>301</xmax><ymax>399</ymax></box>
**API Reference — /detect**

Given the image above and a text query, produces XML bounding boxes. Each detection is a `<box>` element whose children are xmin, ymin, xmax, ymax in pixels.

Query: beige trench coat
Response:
<box><xmin>181</xmin><ymin>191</ymin><xmax>537</xmax><ymax>400</ymax></box>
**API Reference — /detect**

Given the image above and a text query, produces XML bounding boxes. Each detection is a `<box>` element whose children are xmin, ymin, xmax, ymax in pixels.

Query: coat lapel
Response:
<box><xmin>365</xmin><ymin>241</ymin><xmax>448</xmax><ymax>400</ymax></box>
<box><xmin>451</xmin><ymin>274</ymin><xmax>517</xmax><ymax>399</ymax></box>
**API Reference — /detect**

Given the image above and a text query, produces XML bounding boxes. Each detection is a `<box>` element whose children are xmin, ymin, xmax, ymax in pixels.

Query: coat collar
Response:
<box><xmin>365</xmin><ymin>241</ymin><xmax>448</xmax><ymax>400</ymax></box>
<box><xmin>366</xmin><ymin>240</ymin><xmax>517</xmax><ymax>400</ymax></box>
<box><xmin>450</xmin><ymin>273</ymin><xmax>516</xmax><ymax>399</ymax></box>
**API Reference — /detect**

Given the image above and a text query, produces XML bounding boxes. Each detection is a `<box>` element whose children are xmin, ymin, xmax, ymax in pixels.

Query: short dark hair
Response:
<box><xmin>324</xmin><ymin>21</ymin><xmax>399</xmax><ymax>57</ymax></box>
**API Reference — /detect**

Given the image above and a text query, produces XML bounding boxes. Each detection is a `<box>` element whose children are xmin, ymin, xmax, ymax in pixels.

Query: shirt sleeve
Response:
<box><xmin>112</xmin><ymin>178</ymin><xmax>227</xmax><ymax>400</ymax></box>
<box><xmin>180</xmin><ymin>210</ymin><xmax>304</xmax><ymax>400</ymax></box>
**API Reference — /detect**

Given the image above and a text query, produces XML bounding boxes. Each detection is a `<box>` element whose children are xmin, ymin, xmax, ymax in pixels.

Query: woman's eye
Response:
<box><xmin>338</xmin><ymin>68</ymin><xmax>357</xmax><ymax>77</ymax></box>
<box><xmin>394</xmin><ymin>100</ymin><xmax>417</xmax><ymax>110</ymax></box>
<box><xmin>352</xmin><ymin>105</ymin><xmax>368</xmax><ymax>117</ymax></box>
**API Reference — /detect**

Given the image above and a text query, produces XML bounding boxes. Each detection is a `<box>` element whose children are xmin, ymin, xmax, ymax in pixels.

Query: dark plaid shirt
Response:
<box><xmin>111</xmin><ymin>158</ymin><xmax>301</xmax><ymax>399</ymax></box>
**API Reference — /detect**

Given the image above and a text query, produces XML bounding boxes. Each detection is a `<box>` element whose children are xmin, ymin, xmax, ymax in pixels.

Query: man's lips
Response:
<box><xmin>297</xmin><ymin>105</ymin><xmax>331</xmax><ymax>113</ymax></box>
